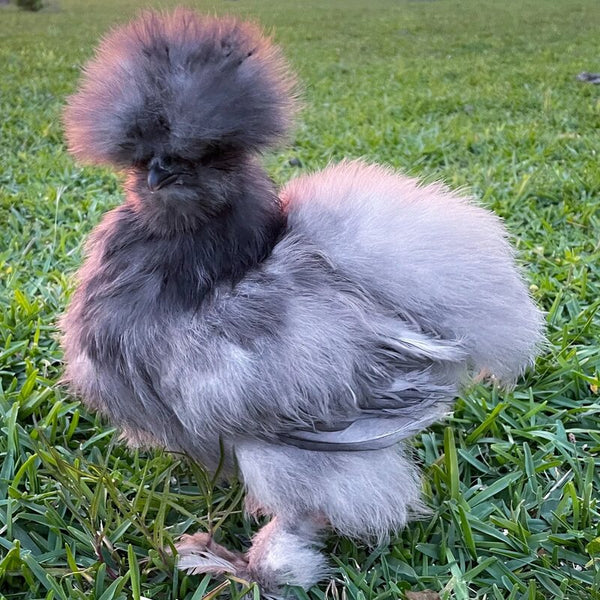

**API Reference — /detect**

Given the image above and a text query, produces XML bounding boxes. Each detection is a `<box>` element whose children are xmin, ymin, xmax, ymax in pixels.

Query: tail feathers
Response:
<box><xmin>283</xmin><ymin>160</ymin><xmax>545</xmax><ymax>382</ymax></box>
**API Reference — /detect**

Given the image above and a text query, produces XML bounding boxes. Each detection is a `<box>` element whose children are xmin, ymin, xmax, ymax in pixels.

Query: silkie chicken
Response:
<box><xmin>61</xmin><ymin>9</ymin><xmax>544</xmax><ymax>597</ymax></box>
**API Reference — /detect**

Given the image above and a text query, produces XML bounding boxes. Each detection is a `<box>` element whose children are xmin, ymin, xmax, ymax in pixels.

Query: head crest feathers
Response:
<box><xmin>64</xmin><ymin>9</ymin><xmax>297</xmax><ymax>166</ymax></box>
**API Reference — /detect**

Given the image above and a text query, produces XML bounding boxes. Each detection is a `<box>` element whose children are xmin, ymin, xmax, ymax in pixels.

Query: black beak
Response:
<box><xmin>147</xmin><ymin>164</ymin><xmax>179</xmax><ymax>191</ymax></box>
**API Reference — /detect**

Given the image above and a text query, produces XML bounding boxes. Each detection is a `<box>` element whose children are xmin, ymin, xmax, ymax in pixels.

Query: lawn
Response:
<box><xmin>1</xmin><ymin>0</ymin><xmax>599</xmax><ymax>598</ymax></box>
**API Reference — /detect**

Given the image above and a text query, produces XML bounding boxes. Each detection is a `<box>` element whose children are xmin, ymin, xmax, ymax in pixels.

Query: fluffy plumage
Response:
<box><xmin>61</xmin><ymin>9</ymin><xmax>544</xmax><ymax>596</ymax></box>
<box><xmin>64</xmin><ymin>9</ymin><xmax>295</xmax><ymax>167</ymax></box>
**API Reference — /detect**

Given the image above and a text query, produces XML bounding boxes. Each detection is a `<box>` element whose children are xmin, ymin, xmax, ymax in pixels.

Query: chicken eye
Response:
<box><xmin>160</xmin><ymin>156</ymin><xmax>175</xmax><ymax>169</ymax></box>
<box><xmin>157</xmin><ymin>114</ymin><xmax>170</xmax><ymax>132</ymax></box>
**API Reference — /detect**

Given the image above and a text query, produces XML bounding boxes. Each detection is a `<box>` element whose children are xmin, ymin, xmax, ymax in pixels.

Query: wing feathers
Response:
<box><xmin>277</xmin><ymin>411</ymin><xmax>448</xmax><ymax>451</ymax></box>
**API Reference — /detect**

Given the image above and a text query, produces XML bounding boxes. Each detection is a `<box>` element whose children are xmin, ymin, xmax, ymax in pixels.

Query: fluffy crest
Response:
<box><xmin>64</xmin><ymin>9</ymin><xmax>297</xmax><ymax>167</ymax></box>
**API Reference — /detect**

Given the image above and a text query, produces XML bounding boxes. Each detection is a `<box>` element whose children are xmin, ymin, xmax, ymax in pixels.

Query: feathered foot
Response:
<box><xmin>176</xmin><ymin>517</ymin><xmax>328</xmax><ymax>598</ymax></box>
<box><xmin>245</xmin><ymin>517</ymin><xmax>328</xmax><ymax>593</ymax></box>
<box><xmin>175</xmin><ymin>532</ymin><xmax>248</xmax><ymax>576</ymax></box>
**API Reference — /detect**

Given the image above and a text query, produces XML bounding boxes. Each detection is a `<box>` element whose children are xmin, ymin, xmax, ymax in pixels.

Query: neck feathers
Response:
<box><xmin>118</xmin><ymin>164</ymin><xmax>285</xmax><ymax>308</ymax></box>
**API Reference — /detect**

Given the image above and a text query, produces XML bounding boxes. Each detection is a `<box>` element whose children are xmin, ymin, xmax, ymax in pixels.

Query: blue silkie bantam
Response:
<box><xmin>61</xmin><ymin>9</ymin><xmax>544</xmax><ymax>596</ymax></box>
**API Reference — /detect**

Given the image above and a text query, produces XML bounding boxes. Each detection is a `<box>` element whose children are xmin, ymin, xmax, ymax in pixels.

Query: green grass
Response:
<box><xmin>1</xmin><ymin>0</ymin><xmax>599</xmax><ymax>598</ymax></box>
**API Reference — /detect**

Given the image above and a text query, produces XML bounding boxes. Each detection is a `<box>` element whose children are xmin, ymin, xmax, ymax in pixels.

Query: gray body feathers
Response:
<box><xmin>61</xmin><ymin>10</ymin><xmax>543</xmax><ymax>592</ymax></box>
<box><xmin>62</xmin><ymin>160</ymin><xmax>543</xmax><ymax>536</ymax></box>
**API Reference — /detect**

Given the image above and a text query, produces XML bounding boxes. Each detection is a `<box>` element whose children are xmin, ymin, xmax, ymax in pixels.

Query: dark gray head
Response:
<box><xmin>64</xmin><ymin>9</ymin><xmax>296</xmax><ymax>212</ymax></box>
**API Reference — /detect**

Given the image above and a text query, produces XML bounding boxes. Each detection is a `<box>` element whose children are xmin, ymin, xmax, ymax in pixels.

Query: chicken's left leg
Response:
<box><xmin>244</xmin><ymin>515</ymin><xmax>328</xmax><ymax>592</ymax></box>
